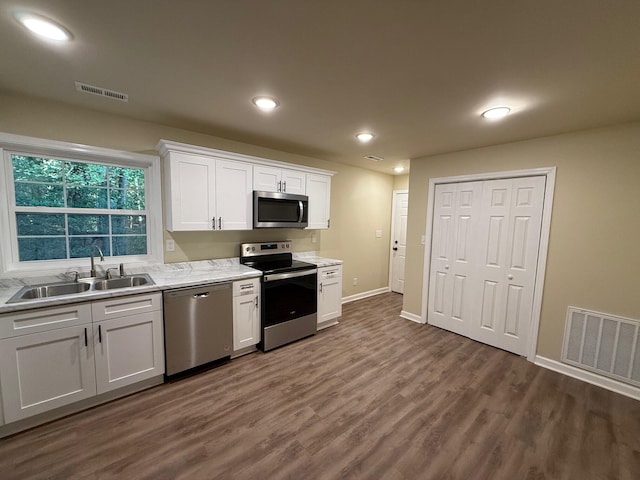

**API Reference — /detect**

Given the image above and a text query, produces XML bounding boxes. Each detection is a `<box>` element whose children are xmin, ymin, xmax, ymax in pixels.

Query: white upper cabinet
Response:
<box><xmin>164</xmin><ymin>151</ymin><xmax>216</xmax><ymax>231</ymax></box>
<box><xmin>253</xmin><ymin>165</ymin><xmax>306</xmax><ymax>195</ymax></box>
<box><xmin>158</xmin><ymin>140</ymin><xmax>334</xmax><ymax>232</ymax></box>
<box><xmin>162</xmin><ymin>151</ymin><xmax>252</xmax><ymax>231</ymax></box>
<box><xmin>215</xmin><ymin>160</ymin><xmax>253</xmax><ymax>230</ymax></box>
<box><xmin>306</xmin><ymin>174</ymin><xmax>332</xmax><ymax>229</ymax></box>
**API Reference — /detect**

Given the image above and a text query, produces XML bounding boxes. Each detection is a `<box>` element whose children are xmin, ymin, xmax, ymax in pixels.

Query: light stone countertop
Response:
<box><xmin>294</xmin><ymin>253</ymin><xmax>343</xmax><ymax>268</ymax></box>
<box><xmin>0</xmin><ymin>254</ymin><xmax>343</xmax><ymax>315</ymax></box>
<box><xmin>0</xmin><ymin>258</ymin><xmax>261</xmax><ymax>315</ymax></box>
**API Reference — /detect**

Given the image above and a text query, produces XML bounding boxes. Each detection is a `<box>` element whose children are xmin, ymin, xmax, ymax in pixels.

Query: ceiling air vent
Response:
<box><xmin>75</xmin><ymin>81</ymin><xmax>128</xmax><ymax>102</ymax></box>
<box><xmin>364</xmin><ymin>155</ymin><xmax>384</xmax><ymax>162</ymax></box>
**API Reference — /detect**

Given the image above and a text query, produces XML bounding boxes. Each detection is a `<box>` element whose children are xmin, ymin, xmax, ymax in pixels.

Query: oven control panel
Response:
<box><xmin>240</xmin><ymin>241</ymin><xmax>292</xmax><ymax>257</ymax></box>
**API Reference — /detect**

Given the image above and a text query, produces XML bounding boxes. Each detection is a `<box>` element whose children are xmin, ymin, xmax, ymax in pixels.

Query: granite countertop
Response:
<box><xmin>0</xmin><ymin>258</ymin><xmax>261</xmax><ymax>315</ymax></box>
<box><xmin>0</xmin><ymin>253</ymin><xmax>343</xmax><ymax>315</ymax></box>
<box><xmin>294</xmin><ymin>253</ymin><xmax>343</xmax><ymax>268</ymax></box>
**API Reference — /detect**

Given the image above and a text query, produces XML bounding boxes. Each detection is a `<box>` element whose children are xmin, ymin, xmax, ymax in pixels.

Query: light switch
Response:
<box><xmin>421</xmin><ymin>235</ymin><xmax>425</xmax><ymax>245</ymax></box>
<box><xmin>375</xmin><ymin>229</ymin><xmax>382</xmax><ymax>238</ymax></box>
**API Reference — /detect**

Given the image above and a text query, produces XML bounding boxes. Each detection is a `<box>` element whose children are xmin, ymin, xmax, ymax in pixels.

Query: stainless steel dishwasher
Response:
<box><xmin>163</xmin><ymin>282</ymin><xmax>233</xmax><ymax>376</ymax></box>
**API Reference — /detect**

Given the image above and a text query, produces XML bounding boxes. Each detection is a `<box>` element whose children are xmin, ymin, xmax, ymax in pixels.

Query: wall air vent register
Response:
<box><xmin>75</xmin><ymin>81</ymin><xmax>129</xmax><ymax>102</ymax></box>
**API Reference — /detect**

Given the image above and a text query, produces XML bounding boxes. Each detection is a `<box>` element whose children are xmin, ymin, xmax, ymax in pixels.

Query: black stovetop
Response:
<box><xmin>240</xmin><ymin>252</ymin><xmax>316</xmax><ymax>275</ymax></box>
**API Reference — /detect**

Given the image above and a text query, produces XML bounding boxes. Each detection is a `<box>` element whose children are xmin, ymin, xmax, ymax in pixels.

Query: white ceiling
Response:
<box><xmin>1</xmin><ymin>1</ymin><xmax>640</xmax><ymax>175</ymax></box>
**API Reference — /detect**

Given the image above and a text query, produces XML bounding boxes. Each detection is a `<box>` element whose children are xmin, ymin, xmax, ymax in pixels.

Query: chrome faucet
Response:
<box><xmin>90</xmin><ymin>245</ymin><xmax>105</xmax><ymax>277</ymax></box>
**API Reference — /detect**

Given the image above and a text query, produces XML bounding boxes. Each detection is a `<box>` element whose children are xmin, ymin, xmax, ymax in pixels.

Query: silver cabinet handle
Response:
<box><xmin>283</xmin><ymin>180</ymin><xmax>286</xmax><ymax>192</ymax></box>
<box><xmin>507</xmin><ymin>274</ymin><xmax>514</xmax><ymax>280</ymax></box>
<box><xmin>445</xmin><ymin>265</ymin><xmax>450</xmax><ymax>270</ymax></box>
<box><xmin>212</xmin><ymin>217</ymin><xmax>216</xmax><ymax>230</ymax></box>
<box><xmin>255</xmin><ymin>296</ymin><xmax>259</xmax><ymax>307</ymax></box>
<box><xmin>277</xmin><ymin>180</ymin><xmax>282</xmax><ymax>192</ymax></box>
<box><xmin>218</xmin><ymin>217</ymin><xmax>222</xmax><ymax>230</ymax></box>
<box><xmin>319</xmin><ymin>282</ymin><xmax>323</xmax><ymax>292</ymax></box>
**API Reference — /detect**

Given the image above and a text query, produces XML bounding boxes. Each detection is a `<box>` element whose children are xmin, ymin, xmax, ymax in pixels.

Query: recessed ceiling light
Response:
<box><xmin>356</xmin><ymin>132</ymin><xmax>375</xmax><ymax>143</ymax></box>
<box><xmin>481</xmin><ymin>106</ymin><xmax>511</xmax><ymax>120</ymax></box>
<box><xmin>16</xmin><ymin>13</ymin><xmax>71</xmax><ymax>41</ymax></box>
<box><xmin>394</xmin><ymin>167</ymin><xmax>405</xmax><ymax>173</ymax></box>
<box><xmin>252</xmin><ymin>96</ymin><xmax>279</xmax><ymax>111</ymax></box>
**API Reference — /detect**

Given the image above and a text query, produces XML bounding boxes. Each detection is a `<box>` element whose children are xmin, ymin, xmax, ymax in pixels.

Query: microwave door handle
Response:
<box><xmin>298</xmin><ymin>200</ymin><xmax>304</xmax><ymax>223</ymax></box>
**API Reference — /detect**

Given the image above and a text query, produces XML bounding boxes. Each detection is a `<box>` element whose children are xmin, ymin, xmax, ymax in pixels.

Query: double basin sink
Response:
<box><xmin>7</xmin><ymin>274</ymin><xmax>155</xmax><ymax>304</ymax></box>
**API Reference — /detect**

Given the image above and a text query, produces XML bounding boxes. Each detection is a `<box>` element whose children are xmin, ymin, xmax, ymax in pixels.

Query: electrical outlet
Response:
<box><xmin>421</xmin><ymin>235</ymin><xmax>425</xmax><ymax>245</ymax></box>
<box><xmin>166</xmin><ymin>239</ymin><xmax>175</xmax><ymax>251</ymax></box>
<box><xmin>352</xmin><ymin>277</ymin><xmax>358</xmax><ymax>286</ymax></box>
<box><xmin>311</xmin><ymin>233</ymin><xmax>317</xmax><ymax>244</ymax></box>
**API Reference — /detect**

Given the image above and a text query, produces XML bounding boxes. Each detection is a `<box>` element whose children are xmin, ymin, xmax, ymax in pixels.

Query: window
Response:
<box><xmin>0</xmin><ymin>133</ymin><xmax>162</xmax><ymax>273</ymax></box>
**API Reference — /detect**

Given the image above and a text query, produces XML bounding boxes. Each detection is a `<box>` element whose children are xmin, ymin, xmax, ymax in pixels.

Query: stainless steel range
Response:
<box><xmin>240</xmin><ymin>241</ymin><xmax>317</xmax><ymax>351</ymax></box>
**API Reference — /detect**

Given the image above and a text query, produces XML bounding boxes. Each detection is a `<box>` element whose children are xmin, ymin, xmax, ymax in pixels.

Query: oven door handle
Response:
<box><xmin>264</xmin><ymin>269</ymin><xmax>317</xmax><ymax>282</ymax></box>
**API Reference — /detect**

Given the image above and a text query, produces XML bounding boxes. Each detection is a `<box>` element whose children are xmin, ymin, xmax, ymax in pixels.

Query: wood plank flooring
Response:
<box><xmin>1</xmin><ymin>292</ymin><xmax>639</xmax><ymax>479</ymax></box>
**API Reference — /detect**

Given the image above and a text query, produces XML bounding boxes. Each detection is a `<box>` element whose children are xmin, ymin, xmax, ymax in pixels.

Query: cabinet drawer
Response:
<box><xmin>319</xmin><ymin>265</ymin><xmax>342</xmax><ymax>280</ymax></box>
<box><xmin>233</xmin><ymin>278</ymin><xmax>261</xmax><ymax>297</ymax></box>
<box><xmin>0</xmin><ymin>303</ymin><xmax>92</xmax><ymax>339</ymax></box>
<box><xmin>91</xmin><ymin>292</ymin><xmax>162</xmax><ymax>322</ymax></box>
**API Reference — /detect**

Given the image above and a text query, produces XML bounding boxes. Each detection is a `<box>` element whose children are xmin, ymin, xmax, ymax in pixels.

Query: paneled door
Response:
<box><xmin>390</xmin><ymin>192</ymin><xmax>409</xmax><ymax>293</ymax></box>
<box><xmin>427</xmin><ymin>176</ymin><xmax>545</xmax><ymax>356</ymax></box>
<box><xmin>472</xmin><ymin>176</ymin><xmax>546</xmax><ymax>355</ymax></box>
<box><xmin>428</xmin><ymin>182</ymin><xmax>482</xmax><ymax>336</ymax></box>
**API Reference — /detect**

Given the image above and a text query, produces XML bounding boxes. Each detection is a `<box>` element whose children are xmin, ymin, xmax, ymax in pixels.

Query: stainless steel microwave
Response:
<box><xmin>253</xmin><ymin>191</ymin><xmax>308</xmax><ymax>228</ymax></box>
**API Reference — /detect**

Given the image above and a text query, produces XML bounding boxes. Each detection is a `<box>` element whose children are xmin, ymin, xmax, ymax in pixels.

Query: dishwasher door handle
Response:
<box><xmin>193</xmin><ymin>292</ymin><xmax>210</xmax><ymax>298</ymax></box>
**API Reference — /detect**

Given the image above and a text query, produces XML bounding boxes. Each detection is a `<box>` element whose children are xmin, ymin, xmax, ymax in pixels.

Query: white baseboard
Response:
<box><xmin>342</xmin><ymin>287</ymin><xmax>389</xmax><ymax>304</ymax></box>
<box><xmin>400</xmin><ymin>310</ymin><xmax>425</xmax><ymax>324</ymax></box>
<box><xmin>535</xmin><ymin>356</ymin><xmax>640</xmax><ymax>402</ymax></box>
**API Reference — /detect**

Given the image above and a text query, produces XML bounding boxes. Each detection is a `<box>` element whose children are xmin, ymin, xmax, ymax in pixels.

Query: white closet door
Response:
<box><xmin>428</xmin><ymin>182</ymin><xmax>482</xmax><ymax>336</ymax></box>
<box><xmin>473</xmin><ymin>176</ymin><xmax>545</xmax><ymax>355</ymax></box>
<box><xmin>427</xmin><ymin>176</ymin><xmax>546</xmax><ymax>357</ymax></box>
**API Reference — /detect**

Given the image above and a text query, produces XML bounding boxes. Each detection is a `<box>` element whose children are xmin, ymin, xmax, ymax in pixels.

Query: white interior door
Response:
<box><xmin>427</xmin><ymin>176</ymin><xmax>546</xmax><ymax>356</ymax></box>
<box><xmin>473</xmin><ymin>176</ymin><xmax>546</xmax><ymax>355</ymax></box>
<box><xmin>427</xmin><ymin>182</ymin><xmax>482</xmax><ymax>336</ymax></box>
<box><xmin>390</xmin><ymin>192</ymin><xmax>409</xmax><ymax>293</ymax></box>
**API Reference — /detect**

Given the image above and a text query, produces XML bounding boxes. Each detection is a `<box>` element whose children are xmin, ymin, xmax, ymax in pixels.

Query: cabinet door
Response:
<box><xmin>253</xmin><ymin>165</ymin><xmax>281</xmax><ymax>192</ymax></box>
<box><xmin>216</xmin><ymin>160</ymin><xmax>253</xmax><ymax>230</ymax></box>
<box><xmin>281</xmin><ymin>169</ymin><xmax>306</xmax><ymax>195</ymax></box>
<box><xmin>318</xmin><ymin>266</ymin><xmax>342</xmax><ymax>324</ymax></box>
<box><xmin>0</xmin><ymin>325</ymin><xmax>96</xmax><ymax>423</ymax></box>
<box><xmin>94</xmin><ymin>311</ymin><xmax>164</xmax><ymax>394</ymax></box>
<box><xmin>233</xmin><ymin>293</ymin><xmax>260</xmax><ymax>351</ymax></box>
<box><xmin>165</xmin><ymin>151</ymin><xmax>216</xmax><ymax>231</ymax></box>
<box><xmin>306</xmin><ymin>174</ymin><xmax>331</xmax><ymax>229</ymax></box>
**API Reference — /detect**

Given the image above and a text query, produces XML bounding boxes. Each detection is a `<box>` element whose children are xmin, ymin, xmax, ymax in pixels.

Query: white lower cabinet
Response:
<box><xmin>0</xmin><ymin>324</ymin><xmax>97</xmax><ymax>423</ymax></box>
<box><xmin>0</xmin><ymin>292</ymin><xmax>164</xmax><ymax>425</ymax></box>
<box><xmin>233</xmin><ymin>278</ymin><xmax>261</xmax><ymax>352</ymax></box>
<box><xmin>94</xmin><ymin>311</ymin><xmax>164</xmax><ymax>394</ymax></box>
<box><xmin>317</xmin><ymin>265</ymin><xmax>342</xmax><ymax>327</ymax></box>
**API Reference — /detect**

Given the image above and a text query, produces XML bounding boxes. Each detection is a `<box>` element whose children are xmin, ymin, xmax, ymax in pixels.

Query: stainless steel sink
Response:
<box><xmin>7</xmin><ymin>274</ymin><xmax>155</xmax><ymax>303</ymax></box>
<box><xmin>14</xmin><ymin>282</ymin><xmax>92</xmax><ymax>300</ymax></box>
<box><xmin>93</xmin><ymin>275</ymin><xmax>152</xmax><ymax>290</ymax></box>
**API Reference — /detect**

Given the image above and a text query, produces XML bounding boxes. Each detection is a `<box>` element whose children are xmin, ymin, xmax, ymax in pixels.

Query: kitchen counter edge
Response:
<box><xmin>0</xmin><ymin>265</ymin><xmax>262</xmax><ymax>315</ymax></box>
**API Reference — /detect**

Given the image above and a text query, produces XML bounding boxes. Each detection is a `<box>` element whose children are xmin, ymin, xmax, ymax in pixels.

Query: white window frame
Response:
<box><xmin>0</xmin><ymin>133</ymin><xmax>163</xmax><ymax>275</ymax></box>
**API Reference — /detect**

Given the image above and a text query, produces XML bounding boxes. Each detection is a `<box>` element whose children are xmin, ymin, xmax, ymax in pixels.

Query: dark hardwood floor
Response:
<box><xmin>1</xmin><ymin>292</ymin><xmax>639</xmax><ymax>479</ymax></box>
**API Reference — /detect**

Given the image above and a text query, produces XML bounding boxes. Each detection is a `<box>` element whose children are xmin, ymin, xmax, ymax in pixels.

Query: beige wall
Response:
<box><xmin>0</xmin><ymin>92</ymin><xmax>394</xmax><ymax>297</ymax></box>
<box><xmin>393</xmin><ymin>174</ymin><xmax>409</xmax><ymax>191</ymax></box>
<box><xmin>404</xmin><ymin>122</ymin><xmax>640</xmax><ymax>361</ymax></box>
